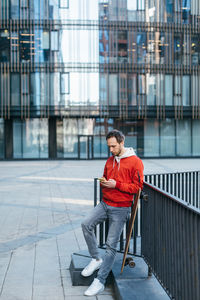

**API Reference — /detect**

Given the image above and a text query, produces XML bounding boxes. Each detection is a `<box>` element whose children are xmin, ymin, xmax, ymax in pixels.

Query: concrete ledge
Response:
<box><xmin>112</xmin><ymin>253</ymin><xmax>170</xmax><ymax>300</ymax></box>
<box><xmin>69</xmin><ymin>253</ymin><xmax>99</xmax><ymax>286</ymax></box>
<box><xmin>69</xmin><ymin>250</ymin><xmax>170</xmax><ymax>300</ymax></box>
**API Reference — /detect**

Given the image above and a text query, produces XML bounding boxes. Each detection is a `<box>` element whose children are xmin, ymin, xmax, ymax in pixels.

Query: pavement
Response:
<box><xmin>0</xmin><ymin>158</ymin><xmax>199</xmax><ymax>300</ymax></box>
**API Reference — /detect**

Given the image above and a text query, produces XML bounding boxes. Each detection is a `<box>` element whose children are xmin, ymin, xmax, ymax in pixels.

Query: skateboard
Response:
<box><xmin>121</xmin><ymin>188</ymin><xmax>141</xmax><ymax>274</ymax></box>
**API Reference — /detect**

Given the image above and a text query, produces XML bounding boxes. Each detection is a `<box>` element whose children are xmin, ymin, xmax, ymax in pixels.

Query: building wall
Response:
<box><xmin>0</xmin><ymin>0</ymin><xmax>199</xmax><ymax>159</ymax></box>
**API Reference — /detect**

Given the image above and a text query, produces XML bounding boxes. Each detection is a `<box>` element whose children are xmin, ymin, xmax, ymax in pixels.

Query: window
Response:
<box><xmin>165</xmin><ymin>75</ymin><xmax>173</xmax><ymax>105</ymax></box>
<box><xmin>146</xmin><ymin>74</ymin><xmax>156</xmax><ymax>105</ymax></box>
<box><xmin>60</xmin><ymin>73</ymin><xmax>69</xmax><ymax>94</ymax></box>
<box><xmin>13</xmin><ymin>119</ymin><xmax>48</xmax><ymax>159</ymax></box>
<box><xmin>127</xmin><ymin>0</ymin><xmax>145</xmax><ymax>21</ymax></box>
<box><xmin>118</xmin><ymin>31</ymin><xmax>127</xmax><ymax>63</ymax></box>
<box><xmin>11</xmin><ymin>0</ymin><xmax>20</xmax><ymax>19</ymax></box>
<box><xmin>160</xmin><ymin>119</ymin><xmax>175</xmax><ymax>156</ymax></box>
<box><xmin>100</xmin><ymin>74</ymin><xmax>108</xmax><ymax>105</ymax></box>
<box><xmin>21</xmin><ymin>74</ymin><xmax>29</xmax><ymax>96</ymax></box>
<box><xmin>128</xmin><ymin>75</ymin><xmax>137</xmax><ymax>105</ymax></box>
<box><xmin>0</xmin><ymin>30</ymin><xmax>10</xmax><ymax>62</ymax></box>
<box><xmin>182</xmin><ymin>75</ymin><xmax>190</xmax><ymax>106</ymax></box>
<box><xmin>99</xmin><ymin>30</ymin><xmax>109</xmax><ymax>63</ymax></box>
<box><xmin>174</xmin><ymin>75</ymin><xmax>181</xmax><ymax>105</ymax></box>
<box><xmin>138</xmin><ymin>74</ymin><xmax>146</xmax><ymax>95</ymax></box>
<box><xmin>50</xmin><ymin>73</ymin><xmax>60</xmax><ymax>105</ymax></box>
<box><xmin>182</xmin><ymin>0</ymin><xmax>191</xmax><ymax>23</ymax></box>
<box><xmin>192</xmin><ymin>120</ymin><xmax>200</xmax><ymax>156</ymax></box>
<box><xmin>144</xmin><ymin>119</ymin><xmax>159</xmax><ymax>157</ymax></box>
<box><xmin>165</xmin><ymin>0</ymin><xmax>174</xmax><ymax>22</ymax></box>
<box><xmin>11</xmin><ymin>74</ymin><xmax>20</xmax><ymax>106</ymax></box>
<box><xmin>191</xmin><ymin>35</ymin><xmax>199</xmax><ymax>65</ymax></box>
<box><xmin>20</xmin><ymin>31</ymin><xmax>31</xmax><ymax>62</ymax></box>
<box><xmin>137</xmin><ymin>33</ymin><xmax>147</xmax><ymax>63</ymax></box>
<box><xmin>109</xmin><ymin>75</ymin><xmax>118</xmax><ymax>105</ymax></box>
<box><xmin>176</xmin><ymin>120</ymin><xmax>191</xmax><ymax>156</ymax></box>
<box><xmin>59</xmin><ymin>0</ymin><xmax>69</xmax><ymax>8</ymax></box>
<box><xmin>174</xmin><ymin>35</ymin><xmax>182</xmax><ymax>64</ymax></box>
<box><xmin>20</xmin><ymin>0</ymin><xmax>28</xmax><ymax>8</ymax></box>
<box><xmin>51</xmin><ymin>31</ymin><xmax>58</xmax><ymax>51</ymax></box>
<box><xmin>30</xmin><ymin>73</ymin><xmax>40</xmax><ymax>106</ymax></box>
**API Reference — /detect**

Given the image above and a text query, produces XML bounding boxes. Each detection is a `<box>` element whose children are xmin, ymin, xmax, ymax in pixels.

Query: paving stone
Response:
<box><xmin>0</xmin><ymin>159</ymin><xmax>199</xmax><ymax>300</ymax></box>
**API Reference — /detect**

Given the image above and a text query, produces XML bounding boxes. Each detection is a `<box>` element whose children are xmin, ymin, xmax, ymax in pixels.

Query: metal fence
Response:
<box><xmin>144</xmin><ymin>171</ymin><xmax>200</xmax><ymax>209</ymax></box>
<box><xmin>94</xmin><ymin>170</ymin><xmax>200</xmax><ymax>300</ymax></box>
<box><xmin>142</xmin><ymin>182</ymin><xmax>200</xmax><ymax>300</ymax></box>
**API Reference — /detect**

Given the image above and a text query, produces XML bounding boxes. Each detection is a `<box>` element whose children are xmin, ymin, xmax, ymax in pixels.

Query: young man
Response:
<box><xmin>81</xmin><ymin>129</ymin><xmax>144</xmax><ymax>296</ymax></box>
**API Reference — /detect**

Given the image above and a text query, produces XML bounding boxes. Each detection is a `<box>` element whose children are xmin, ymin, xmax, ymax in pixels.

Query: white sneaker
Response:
<box><xmin>81</xmin><ymin>258</ymin><xmax>103</xmax><ymax>277</ymax></box>
<box><xmin>84</xmin><ymin>278</ymin><xmax>104</xmax><ymax>296</ymax></box>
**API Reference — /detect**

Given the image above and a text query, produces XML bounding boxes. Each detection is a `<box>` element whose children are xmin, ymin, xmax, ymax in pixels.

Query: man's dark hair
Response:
<box><xmin>106</xmin><ymin>129</ymin><xmax>125</xmax><ymax>144</ymax></box>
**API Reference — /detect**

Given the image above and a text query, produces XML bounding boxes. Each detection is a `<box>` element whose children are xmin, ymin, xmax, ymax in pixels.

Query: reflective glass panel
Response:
<box><xmin>11</xmin><ymin>74</ymin><xmax>20</xmax><ymax>106</ymax></box>
<box><xmin>147</xmin><ymin>74</ymin><xmax>156</xmax><ymax>105</ymax></box>
<box><xmin>93</xmin><ymin>136</ymin><xmax>108</xmax><ymax>158</ymax></box>
<box><xmin>176</xmin><ymin>119</ymin><xmax>191</xmax><ymax>156</ymax></box>
<box><xmin>192</xmin><ymin>120</ymin><xmax>200</xmax><ymax>156</ymax></box>
<box><xmin>13</xmin><ymin>119</ymin><xmax>48</xmax><ymax>158</ymax></box>
<box><xmin>160</xmin><ymin>119</ymin><xmax>175</xmax><ymax>156</ymax></box>
<box><xmin>144</xmin><ymin>120</ymin><xmax>159</xmax><ymax>156</ymax></box>
<box><xmin>137</xmin><ymin>33</ymin><xmax>147</xmax><ymax>63</ymax></box>
<box><xmin>182</xmin><ymin>75</ymin><xmax>190</xmax><ymax>106</ymax></box>
<box><xmin>109</xmin><ymin>74</ymin><xmax>118</xmax><ymax>105</ymax></box>
<box><xmin>0</xmin><ymin>30</ymin><xmax>10</xmax><ymax>62</ymax></box>
<box><xmin>165</xmin><ymin>75</ymin><xmax>173</xmax><ymax>105</ymax></box>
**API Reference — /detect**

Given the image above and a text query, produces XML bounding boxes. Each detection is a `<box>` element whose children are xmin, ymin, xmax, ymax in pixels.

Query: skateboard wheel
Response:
<box><xmin>129</xmin><ymin>261</ymin><xmax>136</xmax><ymax>268</ymax></box>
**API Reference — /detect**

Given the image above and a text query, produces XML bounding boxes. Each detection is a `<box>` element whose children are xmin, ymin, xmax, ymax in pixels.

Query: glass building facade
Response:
<box><xmin>0</xmin><ymin>0</ymin><xmax>199</xmax><ymax>159</ymax></box>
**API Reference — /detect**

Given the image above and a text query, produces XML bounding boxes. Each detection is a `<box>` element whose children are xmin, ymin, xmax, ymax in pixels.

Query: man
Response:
<box><xmin>81</xmin><ymin>129</ymin><xmax>144</xmax><ymax>296</ymax></box>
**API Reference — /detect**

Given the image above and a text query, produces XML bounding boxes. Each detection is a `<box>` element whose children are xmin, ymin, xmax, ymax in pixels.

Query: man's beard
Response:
<box><xmin>115</xmin><ymin>147</ymin><xmax>123</xmax><ymax>157</ymax></box>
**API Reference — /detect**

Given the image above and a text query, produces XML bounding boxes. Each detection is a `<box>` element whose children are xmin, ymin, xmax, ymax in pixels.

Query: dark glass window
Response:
<box><xmin>166</xmin><ymin>0</ymin><xmax>174</xmax><ymax>22</ymax></box>
<box><xmin>182</xmin><ymin>0</ymin><xmax>191</xmax><ymax>23</ymax></box>
<box><xmin>137</xmin><ymin>32</ymin><xmax>146</xmax><ymax>63</ymax></box>
<box><xmin>191</xmin><ymin>35</ymin><xmax>200</xmax><ymax>65</ymax></box>
<box><xmin>0</xmin><ymin>30</ymin><xmax>10</xmax><ymax>62</ymax></box>
<box><xmin>174</xmin><ymin>34</ymin><xmax>182</xmax><ymax>64</ymax></box>
<box><xmin>11</xmin><ymin>74</ymin><xmax>20</xmax><ymax>106</ymax></box>
<box><xmin>118</xmin><ymin>31</ymin><xmax>127</xmax><ymax>63</ymax></box>
<box><xmin>99</xmin><ymin>30</ymin><xmax>109</xmax><ymax>63</ymax></box>
<box><xmin>20</xmin><ymin>31</ymin><xmax>31</xmax><ymax>62</ymax></box>
<box><xmin>20</xmin><ymin>0</ymin><xmax>29</xmax><ymax>8</ymax></box>
<box><xmin>11</xmin><ymin>0</ymin><xmax>19</xmax><ymax>19</ymax></box>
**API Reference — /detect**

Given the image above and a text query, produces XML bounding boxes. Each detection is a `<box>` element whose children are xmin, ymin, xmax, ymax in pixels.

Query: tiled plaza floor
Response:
<box><xmin>0</xmin><ymin>158</ymin><xmax>199</xmax><ymax>299</ymax></box>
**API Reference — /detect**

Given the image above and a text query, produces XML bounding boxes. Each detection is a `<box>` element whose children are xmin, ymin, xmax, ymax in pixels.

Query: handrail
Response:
<box><xmin>144</xmin><ymin>181</ymin><xmax>200</xmax><ymax>215</ymax></box>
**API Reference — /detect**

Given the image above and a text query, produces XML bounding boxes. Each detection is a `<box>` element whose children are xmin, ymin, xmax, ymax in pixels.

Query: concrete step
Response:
<box><xmin>112</xmin><ymin>254</ymin><xmax>170</xmax><ymax>300</ymax></box>
<box><xmin>69</xmin><ymin>250</ymin><xmax>170</xmax><ymax>300</ymax></box>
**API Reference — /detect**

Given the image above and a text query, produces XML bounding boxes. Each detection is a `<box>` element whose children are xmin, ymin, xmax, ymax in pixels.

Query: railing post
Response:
<box><xmin>94</xmin><ymin>178</ymin><xmax>97</xmax><ymax>207</ymax></box>
<box><xmin>148</xmin><ymin>266</ymin><xmax>152</xmax><ymax>277</ymax></box>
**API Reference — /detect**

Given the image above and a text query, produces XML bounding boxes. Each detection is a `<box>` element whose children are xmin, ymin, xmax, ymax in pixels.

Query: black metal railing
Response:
<box><xmin>144</xmin><ymin>171</ymin><xmax>200</xmax><ymax>209</ymax></box>
<box><xmin>142</xmin><ymin>182</ymin><xmax>200</xmax><ymax>300</ymax></box>
<box><xmin>94</xmin><ymin>170</ymin><xmax>200</xmax><ymax>300</ymax></box>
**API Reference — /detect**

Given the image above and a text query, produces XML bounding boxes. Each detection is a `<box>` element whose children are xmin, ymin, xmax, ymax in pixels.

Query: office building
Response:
<box><xmin>0</xmin><ymin>0</ymin><xmax>199</xmax><ymax>159</ymax></box>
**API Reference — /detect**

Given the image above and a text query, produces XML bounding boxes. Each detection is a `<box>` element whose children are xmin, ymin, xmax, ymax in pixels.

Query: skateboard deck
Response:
<box><xmin>121</xmin><ymin>188</ymin><xmax>141</xmax><ymax>274</ymax></box>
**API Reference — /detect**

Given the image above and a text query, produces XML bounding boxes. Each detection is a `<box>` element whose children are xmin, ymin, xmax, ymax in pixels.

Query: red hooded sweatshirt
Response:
<box><xmin>102</xmin><ymin>148</ymin><xmax>144</xmax><ymax>207</ymax></box>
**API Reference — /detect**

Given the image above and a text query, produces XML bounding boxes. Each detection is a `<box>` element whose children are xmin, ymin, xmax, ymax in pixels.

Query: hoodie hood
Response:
<box><xmin>113</xmin><ymin>147</ymin><xmax>136</xmax><ymax>169</ymax></box>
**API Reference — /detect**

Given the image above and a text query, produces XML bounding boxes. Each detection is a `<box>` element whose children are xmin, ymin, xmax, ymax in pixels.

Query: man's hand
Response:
<box><xmin>101</xmin><ymin>179</ymin><xmax>116</xmax><ymax>189</ymax></box>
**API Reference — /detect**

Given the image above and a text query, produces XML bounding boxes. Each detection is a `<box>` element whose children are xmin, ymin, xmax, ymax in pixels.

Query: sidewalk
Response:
<box><xmin>0</xmin><ymin>159</ymin><xmax>199</xmax><ymax>300</ymax></box>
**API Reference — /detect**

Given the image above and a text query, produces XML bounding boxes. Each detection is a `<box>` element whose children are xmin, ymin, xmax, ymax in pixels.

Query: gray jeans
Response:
<box><xmin>81</xmin><ymin>201</ymin><xmax>130</xmax><ymax>285</ymax></box>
